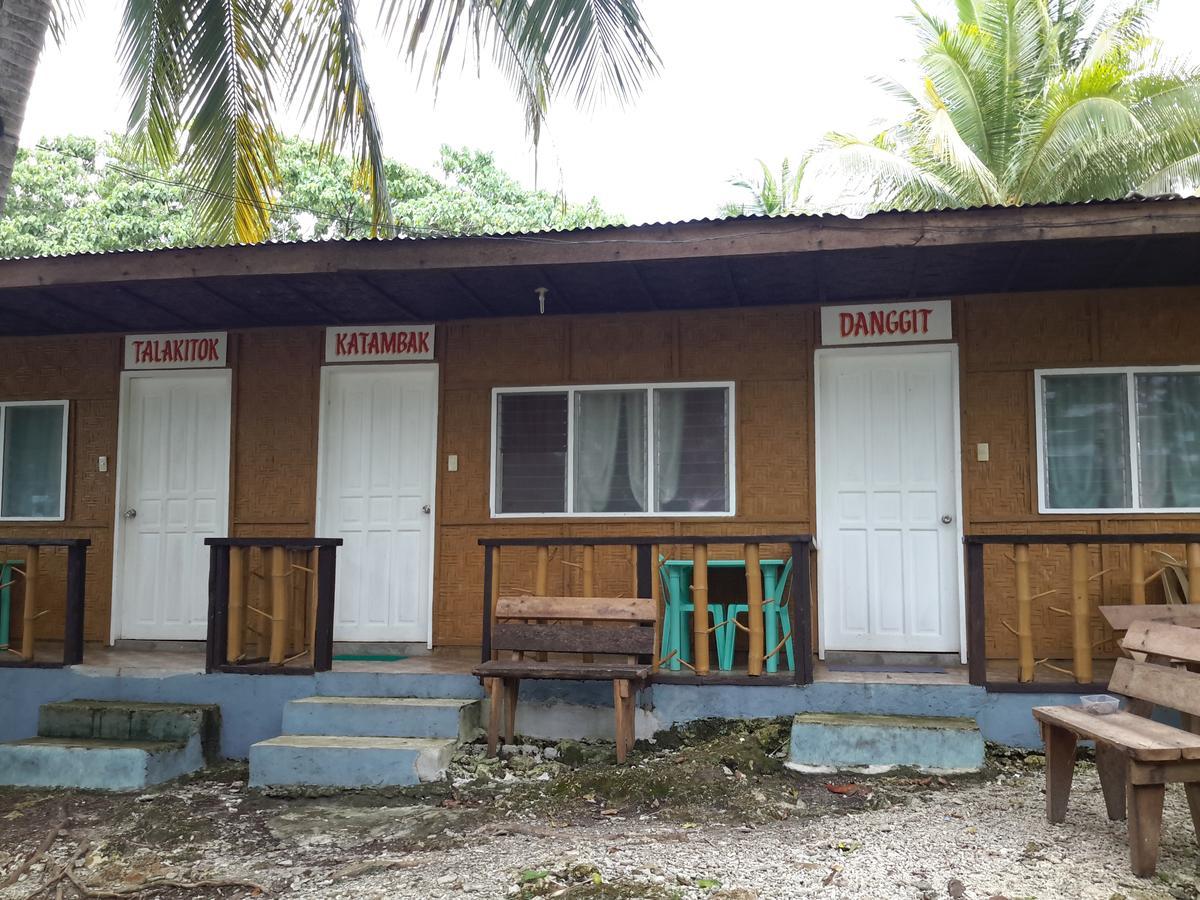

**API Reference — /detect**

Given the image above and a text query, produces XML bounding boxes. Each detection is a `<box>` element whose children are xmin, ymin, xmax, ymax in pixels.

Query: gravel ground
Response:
<box><xmin>0</xmin><ymin>726</ymin><xmax>1197</xmax><ymax>900</ymax></box>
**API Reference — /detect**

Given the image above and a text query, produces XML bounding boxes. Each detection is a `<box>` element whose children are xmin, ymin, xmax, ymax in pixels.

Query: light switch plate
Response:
<box><xmin>448</xmin><ymin>454</ymin><xmax>459</xmax><ymax>472</ymax></box>
<box><xmin>98</xmin><ymin>455</ymin><xmax>109</xmax><ymax>473</ymax></box>
<box><xmin>976</xmin><ymin>443</ymin><xmax>989</xmax><ymax>462</ymax></box>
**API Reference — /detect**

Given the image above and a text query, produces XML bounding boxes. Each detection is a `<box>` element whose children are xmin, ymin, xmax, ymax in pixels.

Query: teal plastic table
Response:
<box><xmin>660</xmin><ymin>559</ymin><xmax>787</xmax><ymax>672</ymax></box>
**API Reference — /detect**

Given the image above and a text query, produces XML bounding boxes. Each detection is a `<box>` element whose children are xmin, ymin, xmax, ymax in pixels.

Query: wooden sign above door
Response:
<box><xmin>325</xmin><ymin>325</ymin><xmax>435</xmax><ymax>363</ymax></box>
<box><xmin>124</xmin><ymin>332</ymin><xmax>228</xmax><ymax>369</ymax></box>
<box><xmin>820</xmin><ymin>300</ymin><xmax>951</xmax><ymax>346</ymax></box>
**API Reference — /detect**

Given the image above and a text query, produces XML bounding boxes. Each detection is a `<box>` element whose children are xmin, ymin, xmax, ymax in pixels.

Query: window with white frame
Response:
<box><xmin>492</xmin><ymin>384</ymin><xmax>734</xmax><ymax>516</ymax></box>
<box><xmin>0</xmin><ymin>401</ymin><xmax>68</xmax><ymax>520</ymax></box>
<box><xmin>1036</xmin><ymin>367</ymin><xmax>1200</xmax><ymax>512</ymax></box>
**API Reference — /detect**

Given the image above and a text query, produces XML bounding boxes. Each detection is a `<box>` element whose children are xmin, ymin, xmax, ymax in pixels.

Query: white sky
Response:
<box><xmin>20</xmin><ymin>0</ymin><xmax>1200</xmax><ymax>224</ymax></box>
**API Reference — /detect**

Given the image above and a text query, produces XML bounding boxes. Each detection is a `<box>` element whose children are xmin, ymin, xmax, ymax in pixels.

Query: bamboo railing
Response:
<box><xmin>0</xmin><ymin>539</ymin><xmax>90</xmax><ymax>668</ymax></box>
<box><xmin>204</xmin><ymin>538</ymin><xmax>342</xmax><ymax>674</ymax></box>
<box><xmin>479</xmin><ymin>534</ymin><xmax>815</xmax><ymax>683</ymax></box>
<box><xmin>965</xmin><ymin>533</ymin><xmax>1200</xmax><ymax>690</ymax></box>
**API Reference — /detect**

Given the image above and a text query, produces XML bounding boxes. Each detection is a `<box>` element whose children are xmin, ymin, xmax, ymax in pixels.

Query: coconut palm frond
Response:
<box><xmin>179</xmin><ymin>0</ymin><xmax>286</xmax><ymax>243</ymax></box>
<box><xmin>922</xmin><ymin>26</ymin><xmax>994</xmax><ymax>166</ymax></box>
<box><xmin>726</xmin><ymin>157</ymin><xmax>811</xmax><ymax>217</ymax></box>
<box><xmin>1079</xmin><ymin>0</ymin><xmax>1157</xmax><ymax>69</ymax></box>
<box><xmin>49</xmin><ymin>0</ymin><xmax>83</xmax><ymax>47</ymax></box>
<box><xmin>119</xmin><ymin>0</ymin><xmax>188</xmax><ymax>167</ymax></box>
<box><xmin>288</xmin><ymin>0</ymin><xmax>393</xmax><ymax>234</ymax></box>
<box><xmin>978</xmin><ymin>0</ymin><xmax>1053</xmax><ymax>170</ymax></box>
<box><xmin>808</xmin><ymin>137</ymin><xmax>965</xmax><ymax>213</ymax></box>
<box><xmin>922</xmin><ymin>104</ymin><xmax>1004</xmax><ymax>204</ymax></box>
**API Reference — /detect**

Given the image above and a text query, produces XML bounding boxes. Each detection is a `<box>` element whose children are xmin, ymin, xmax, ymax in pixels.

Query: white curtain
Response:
<box><xmin>1137</xmin><ymin>373</ymin><xmax>1200</xmax><ymax>508</ymax></box>
<box><xmin>626</xmin><ymin>395</ymin><xmax>647</xmax><ymax>511</ymax></box>
<box><xmin>654</xmin><ymin>389</ymin><xmax>686</xmax><ymax>511</ymax></box>
<box><xmin>574</xmin><ymin>392</ymin><xmax>623</xmax><ymax>512</ymax></box>
<box><xmin>1043</xmin><ymin>374</ymin><xmax>1131</xmax><ymax>509</ymax></box>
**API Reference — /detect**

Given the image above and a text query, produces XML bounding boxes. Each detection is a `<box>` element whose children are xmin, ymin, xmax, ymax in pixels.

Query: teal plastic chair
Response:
<box><xmin>657</xmin><ymin>559</ymin><xmax>732</xmax><ymax>670</ymax></box>
<box><xmin>721</xmin><ymin>557</ymin><xmax>795</xmax><ymax>671</ymax></box>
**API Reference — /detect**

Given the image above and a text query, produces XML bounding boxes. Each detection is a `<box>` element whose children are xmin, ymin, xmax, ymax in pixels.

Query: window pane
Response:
<box><xmin>2</xmin><ymin>405</ymin><xmax>65</xmax><ymax>518</ymax></box>
<box><xmin>496</xmin><ymin>393</ymin><xmax>567</xmax><ymax>513</ymax></box>
<box><xmin>654</xmin><ymin>387</ymin><xmax>730</xmax><ymax>512</ymax></box>
<box><xmin>1136</xmin><ymin>373</ymin><xmax>1200</xmax><ymax>508</ymax></box>
<box><xmin>1042</xmin><ymin>375</ymin><xmax>1131</xmax><ymax>509</ymax></box>
<box><xmin>574</xmin><ymin>390</ymin><xmax>647</xmax><ymax>513</ymax></box>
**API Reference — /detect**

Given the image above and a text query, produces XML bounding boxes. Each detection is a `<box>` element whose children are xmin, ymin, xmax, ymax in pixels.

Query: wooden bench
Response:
<box><xmin>473</xmin><ymin>595</ymin><xmax>658</xmax><ymax>763</ymax></box>
<box><xmin>1033</xmin><ymin>620</ymin><xmax>1200</xmax><ymax>876</ymax></box>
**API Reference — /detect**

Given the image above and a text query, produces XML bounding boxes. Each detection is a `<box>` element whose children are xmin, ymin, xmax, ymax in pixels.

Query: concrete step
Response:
<box><xmin>249</xmin><ymin>735</ymin><xmax>456</xmax><ymax>788</ymax></box>
<box><xmin>787</xmin><ymin>712</ymin><xmax>985</xmax><ymax>774</ymax></box>
<box><xmin>38</xmin><ymin>700</ymin><xmax>220</xmax><ymax>759</ymax></box>
<box><xmin>282</xmin><ymin>696</ymin><xmax>480</xmax><ymax>742</ymax></box>
<box><xmin>0</xmin><ymin>736</ymin><xmax>204</xmax><ymax>790</ymax></box>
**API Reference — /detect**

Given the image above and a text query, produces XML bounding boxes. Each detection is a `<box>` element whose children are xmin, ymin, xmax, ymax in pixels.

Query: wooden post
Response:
<box><xmin>745</xmin><ymin>543</ymin><xmax>764</xmax><ymax>676</ymax></box>
<box><xmin>489</xmin><ymin>547</ymin><xmax>501</xmax><ymax>662</ymax></box>
<box><xmin>1188</xmin><ymin>543</ymin><xmax>1200</xmax><ymax>604</ymax></box>
<box><xmin>227</xmin><ymin>547</ymin><xmax>246</xmax><ymax>663</ymax></box>
<box><xmin>307</xmin><ymin>547</ymin><xmax>320</xmax><ymax>663</ymax></box>
<box><xmin>269</xmin><ymin>546</ymin><xmax>287</xmax><ymax>666</ymax></box>
<box><xmin>692</xmin><ymin>544</ymin><xmax>710</xmax><ymax>676</ymax></box>
<box><xmin>1130</xmin><ymin>543</ymin><xmax>1146</xmax><ymax>606</ymax></box>
<box><xmin>20</xmin><ymin>547</ymin><xmax>38</xmax><ymax>661</ymax></box>
<box><xmin>1014</xmin><ymin>543</ymin><xmax>1034</xmax><ymax>683</ymax></box>
<box><xmin>629</xmin><ymin>546</ymin><xmax>639</xmax><ymax>598</ymax></box>
<box><xmin>1070</xmin><ymin>543</ymin><xmax>1092</xmax><ymax>684</ymax></box>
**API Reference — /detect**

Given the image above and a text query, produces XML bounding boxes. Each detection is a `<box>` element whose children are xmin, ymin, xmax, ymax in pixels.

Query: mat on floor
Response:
<box><xmin>825</xmin><ymin>663</ymin><xmax>947</xmax><ymax>674</ymax></box>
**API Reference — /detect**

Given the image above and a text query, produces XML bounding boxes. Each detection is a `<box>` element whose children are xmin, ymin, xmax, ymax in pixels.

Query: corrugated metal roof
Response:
<box><xmin>0</xmin><ymin>192</ymin><xmax>1189</xmax><ymax>262</ymax></box>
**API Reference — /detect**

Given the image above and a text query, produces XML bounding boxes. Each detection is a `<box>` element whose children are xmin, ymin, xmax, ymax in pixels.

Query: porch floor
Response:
<box><xmin>5</xmin><ymin>644</ymin><xmax>1117</xmax><ymax>688</ymax></box>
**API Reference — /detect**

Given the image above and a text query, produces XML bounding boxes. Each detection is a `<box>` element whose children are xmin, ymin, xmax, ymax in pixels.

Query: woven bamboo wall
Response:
<box><xmin>434</xmin><ymin>307</ymin><xmax>815</xmax><ymax>645</ymax></box>
<box><xmin>960</xmin><ymin>287</ymin><xmax>1200</xmax><ymax>660</ymax></box>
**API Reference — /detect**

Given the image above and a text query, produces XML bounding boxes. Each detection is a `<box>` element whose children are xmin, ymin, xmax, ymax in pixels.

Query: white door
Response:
<box><xmin>817</xmin><ymin>346</ymin><xmax>961</xmax><ymax>653</ymax></box>
<box><xmin>318</xmin><ymin>365</ymin><xmax>438</xmax><ymax>643</ymax></box>
<box><xmin>117</xmin><ymin>372</ymin><xmax>231</xmax><ymax>640</ymax></box>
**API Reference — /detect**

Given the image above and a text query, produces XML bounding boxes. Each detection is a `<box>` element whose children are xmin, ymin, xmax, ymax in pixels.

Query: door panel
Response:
<box><xmin>818</xmin><ymin>348</ymin><xmax>960</xmax><ymax>652</ymax></box>
<box><xmin>319</xmin><ymin>366</ymin><xmax>437</xmax><ymax>643</ymax></box>
<box><xmin>118</xmin><ymin>373</ymin><xmax>231</xmax><ymax>640</ymax></box>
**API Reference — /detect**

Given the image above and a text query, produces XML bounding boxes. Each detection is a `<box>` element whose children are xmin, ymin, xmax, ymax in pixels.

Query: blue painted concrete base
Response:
<box><xmin>0</xmin><ymin>665</ymin><xmax>1097</xmax><ymax>759</ymax></box>
<box><xmin>787</xmin><ymin>712</ymin><xmax>985</xmax><ymax>773</ymax></box>
<box><xmin>249</xmin><ymin>735</ymin><xmax>456</xmax><ymax>787</ymax></box>
<box><xmin>0</xmin><ymin>734</ymin><xmax>203</xmax><ymax>790</ymax></box>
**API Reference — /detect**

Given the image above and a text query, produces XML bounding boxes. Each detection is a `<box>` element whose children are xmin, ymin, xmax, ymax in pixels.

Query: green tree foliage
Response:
<box><xmin>721</xmin><ymin>157</ymin><xmax>814</xmax><ymax>217</ymax></box>
<box><xmin>737</xmin><ymin>0</ymin><xmax>1200</xmax><ymax>216</ymax></box>
<box><xmin>0</xmin><ymin>135</ymin><xmax>621</xmax><ymax>258</ymax></box>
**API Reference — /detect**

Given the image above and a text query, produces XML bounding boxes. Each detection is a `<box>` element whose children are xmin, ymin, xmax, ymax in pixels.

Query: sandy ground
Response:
<box><xmin>0</xmin><ymin>726</ymin><xmax>1197</xmax><ymax>900</ymax></box>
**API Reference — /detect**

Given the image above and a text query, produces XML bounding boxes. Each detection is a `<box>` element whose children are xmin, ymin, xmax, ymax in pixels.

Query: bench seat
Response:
<box><xmin>474</xmin><ymin>660</ymin><xmax>651</xmax><ymax>681</ymax></box>
<box><xmin>1033</xmin><ymin>706</ymin><xmax>1200</xmax><ymax>762</ymax></box>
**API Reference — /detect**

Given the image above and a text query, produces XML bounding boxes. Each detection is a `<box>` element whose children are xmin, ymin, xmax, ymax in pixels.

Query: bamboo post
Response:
<box><xmin>745</xmin><ymin>543</ymin><xmax>764</xmax><ymax>676</ymax></box>
<box><xmin>269</xmin><ymin>546</ymin><xmax>287</xmax><ymax>666</ymax></box>
<box><xmin>20</xmin><ymin>548</ymin><xmax>38</xmax><ymax>661</ymax></box>
<box><xmin>1069</xmin><ymin>543</ymin><xmax>1092</xmax><ymax>684</ymax></box>
<box><xmin>1130</xmin><ymin>543</ymin><xmax>1146</xmax><ymax>605</ymax></box>
<box><xmin>227</xmin><ymin>547</ymin><xmax>246</xmax><ymax>663</ymax></box>
<box><xmin>581</xmin><ymin>545</ymin><xmax>595</xmax><ymax>663</ymax></box>
<box><xmin>1188</xmin><ymin>543</ymin><xmax>1200</xmax><ymax>604</ymax></box>
<box><xmin>307</xmin><ymin>547</ymin><xmax>319</xmax><ymax>662</ymax></box>
<box><xmin>692</xmin><ymin>544</ymin><xmax>710</xmax><ymax>675</ymax></box>
<box><xmin>650</xmin><ymin>544</ymin><xmax>661</xmax><ymax>673</ymax></box>
<box><xmin>1014</xmin><ymin>544</ymin><xmax>1033</xmax><ymax>683</ymax></box>
<box><xmin>534</xmin><ymin>545</ymin><xmax>549</xmax><ymax>661</ymax></box>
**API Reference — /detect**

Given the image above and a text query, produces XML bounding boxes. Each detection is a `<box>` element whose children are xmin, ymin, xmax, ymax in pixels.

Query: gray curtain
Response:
<box><xmin>1043</xmin><ymin>374</ymin><xmax>1131</xmax><ymax>509</ymax></box>
<box><xmin>1137</xmin><ymin>373</ymin><xmax>1200</xmax><ymax>508</ymax></box>
<box><xmin>654</xmin><ymin>389</ymin><xmax>685</xmax><ymax>511</ymax></box>
<box><xmin>574</xmin><ymin>391</ymin><xmax>623</xmax><ymax>512</ymax></box>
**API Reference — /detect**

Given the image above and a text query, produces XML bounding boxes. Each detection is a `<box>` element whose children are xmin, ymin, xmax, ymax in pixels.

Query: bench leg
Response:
<box><xmin>1095</xmin><ymin>743</ymin><xmax>1128</xmax><ymax>821</ymax></box>
<box><xmin>625</xmin><ymin>686</ymin><xmax>638</xmax><ymax>757</ymax></box>
<box><xmin>503</xmin><ymin>678</ymin><xmax>520</xmax><ymax>746</ymax></box>
<box><xmin>485</xmin><ymin>678</ymin><xmax>503</xmax><ymax>757</ymax></box>
<box><xmin>613</xmin><ymin>680</ymin><xmax>630</xmax><ymax>764</ymax></box>
<box><xmin>1185</xmin><ymin>783</ymin><xmax>1200</xmax><ymax>846</ymax></box>
<box><xmin>1127</xmin><ymin>782</ymin><xmax>1165</xmax><ymax>877</ymax></box>
<box><xmin>1042</xmin><ymin>723</ymin><xmax>1077</xmax><ymax>824</ymax></box>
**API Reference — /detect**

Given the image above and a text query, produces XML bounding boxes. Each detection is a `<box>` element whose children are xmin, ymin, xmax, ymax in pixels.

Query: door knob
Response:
<box><xmin>941</xmin><ymin>514</ymin><xmax>953</xmax><ymax>524</ymax></box>
<box><xmin>123</xmin><ymin>508</ymin><xmax>137</xmax><ymax>519</ymax></box>
<box><xmin>422</xmin><ymin>505</ymin><xmax>431</xmax><ymax>514</ymax></box>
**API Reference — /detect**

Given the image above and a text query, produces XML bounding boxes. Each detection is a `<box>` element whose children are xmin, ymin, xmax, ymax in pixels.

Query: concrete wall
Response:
<box><xmin>0</xmin><ymin>666</ymin><xmax>1080</xmax><ymax>757</ymax></box>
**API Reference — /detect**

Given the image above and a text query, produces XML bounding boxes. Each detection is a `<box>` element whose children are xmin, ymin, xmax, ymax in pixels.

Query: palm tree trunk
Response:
<box><xmin>0</xmin><ymin>0</ymin><xmax>51</xmax><ymax>217</ymax></box>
